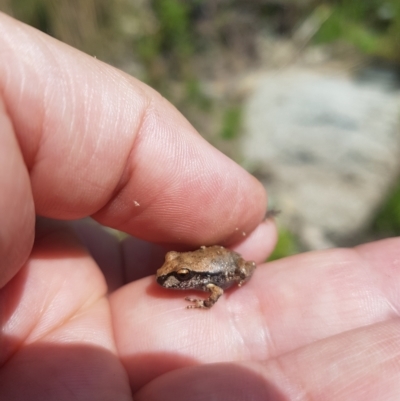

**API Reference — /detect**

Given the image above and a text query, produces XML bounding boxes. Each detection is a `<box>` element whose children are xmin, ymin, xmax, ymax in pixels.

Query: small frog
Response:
<box><xmin>156</xmin><ymin>245</ymin><xmax>256</xmax><ymax>309</ymax></box>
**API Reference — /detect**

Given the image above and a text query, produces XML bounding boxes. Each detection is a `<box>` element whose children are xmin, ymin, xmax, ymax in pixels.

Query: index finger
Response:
<box><xmin>0</xmin><ymin>13</ymin><xmax>270</xmax><ymax>284</ymax></box>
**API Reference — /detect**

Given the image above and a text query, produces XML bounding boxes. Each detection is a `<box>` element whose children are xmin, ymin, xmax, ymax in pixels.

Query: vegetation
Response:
<box><xmin>372</xmin><ymin>181</ymin><xmax>400</xmax><ymax>237</ymax></box>
<box><xmin>3</xmin><ymin>1</ymin><xmax>400</xmax><ymax>91</ymax></box>
<box><xmin>268</xmin><ymin>227</ymin><xmax>300</xmax><ymax>262</ymax></box>
<box><xmin>315</xmin><ymin>1</ymin><xmax>400</xmax><ymax>62</ymax></box>
<box><xmin>220</xmin><ymin>105</ymin><xmax>242</xmax><ymax>140</ymax></box>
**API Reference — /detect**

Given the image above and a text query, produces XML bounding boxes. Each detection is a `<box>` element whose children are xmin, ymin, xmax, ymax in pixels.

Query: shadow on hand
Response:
<box><xmin>135</xmin><ymin>361</ymin><xmax>287</xmax><ymax>401</ymax></box>
<box><xmin>0</xmin><ymin>341</ymin><xmax>130</xmax><ymax>399</ymax></box>
<box><xmin>0</xmin><ymin>340</ymin><xmax>286</xmax><ymax>400</ymax></box>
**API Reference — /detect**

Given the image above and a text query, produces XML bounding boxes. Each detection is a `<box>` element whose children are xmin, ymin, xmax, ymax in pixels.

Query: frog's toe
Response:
<box><xmin>185</xmin><ymin>297</ymin><xmax>207</xmax><ymax>308</ymax></box>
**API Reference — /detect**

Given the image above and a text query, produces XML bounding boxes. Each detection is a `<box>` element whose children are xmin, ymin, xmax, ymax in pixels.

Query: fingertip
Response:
<box><xmin>231</xmin><ymin>219</ymin><xmax>278</xmax><ymax>264</ymax></box>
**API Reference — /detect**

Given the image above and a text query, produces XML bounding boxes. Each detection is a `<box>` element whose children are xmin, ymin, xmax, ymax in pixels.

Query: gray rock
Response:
<box><xmin>242</xmin><ymin>69</ymin><xmax>400</xmax><ymax>249</ymax></box>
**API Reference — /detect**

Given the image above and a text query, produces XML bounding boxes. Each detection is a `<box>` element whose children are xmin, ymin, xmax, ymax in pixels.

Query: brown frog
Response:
<box><xmin>156</xmin><ymin>245</ymin><xmax>256</xmax><ymax>309</ymax></box>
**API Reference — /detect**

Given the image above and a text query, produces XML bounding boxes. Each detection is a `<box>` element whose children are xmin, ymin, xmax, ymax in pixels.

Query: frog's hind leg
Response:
<box><xmin>185</xmin><ymin>283</ymin><xmax>224</xmax><ymax>309</ymax></box>
<box><xmin>237</xmin><ymin>260</ymin><xmax>256</xmax><ymax>287</ymax></box>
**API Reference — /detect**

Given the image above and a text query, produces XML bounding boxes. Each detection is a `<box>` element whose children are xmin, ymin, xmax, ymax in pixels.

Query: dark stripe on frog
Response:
<box><xmin>160</xmin><ymin>270</ymin><xmax>234</xmax><ymax>289</ymax></box>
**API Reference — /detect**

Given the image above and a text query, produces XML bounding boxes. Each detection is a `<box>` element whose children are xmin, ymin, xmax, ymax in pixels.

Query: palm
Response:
<box><xmin>114</xmin><ymin>236</ymin><xmax>400</xmax><ymax>399</ymax></box>
<box><xmin>2</xmin><ymin>223</ymin><xmax>399</xmax><ymax>400</ymax></box>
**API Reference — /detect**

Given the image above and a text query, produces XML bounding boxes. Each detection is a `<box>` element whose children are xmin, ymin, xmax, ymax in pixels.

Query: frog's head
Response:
<box><xmin>156</xmin><ymin>251</ymin><xmax>200</xmax><ymax>290</ymax></box>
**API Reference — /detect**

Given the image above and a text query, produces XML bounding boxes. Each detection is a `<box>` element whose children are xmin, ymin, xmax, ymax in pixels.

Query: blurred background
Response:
<box><xmin>1</xmin><ymin>0</ymin><xmax>400</xmax><ymax>260</ymax></box>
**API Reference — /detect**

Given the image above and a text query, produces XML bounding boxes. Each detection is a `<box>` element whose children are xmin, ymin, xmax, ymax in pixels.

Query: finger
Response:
<box><xmin>0</xmin><ymin>96</ymin><xmax>34</xmax><ymax>287</ymax></box>
<box><xmin>0</xmin><ymin>218</ymin><xmax>107</xmax><ymax>363</ymax></box>
<box><xmin>109</xmin><ymin>237</ymin><xmax>400</xmax><ymax>390</ymax></box>
<box><xmin>230</xmin><ymin>218</ymin><xmax>277</xmax><ymax>263</ymax></box>
<box><xmin>135</xmin><ymin>319</ymin><xmax>400</xmax><ymax>401</ymax></box>
<box><xmin>68</xmin><ymin>218</ymin><xmax>125</xmax><ymax>292</ymax></box>
<box><xmin>70</xmin><ymin>218</ymin><xmax>167</xmax><ymax>287</ymax></box>
<box><xmin>69</xmin><ymin>218</ymin><xmax>276</xmax><ymax>290</ymax></box>
<box><xmin>120</xmin><ymin>219</ymin><xmax>277</xmax><ymax>284</ymax></box>
<box><xmin>0</xmin><ymin>13</ymin><xmax>268</xmax><ymax>252</ymax></box>
<box><xmin>121</xmin><ymin>236</ymin><xmax>167</xmax><ymax>283</ymax></box>
<box><xmin>0</xmin><ymin>219</ymin><xmax>131</xmax><ymax>399</ymax></box>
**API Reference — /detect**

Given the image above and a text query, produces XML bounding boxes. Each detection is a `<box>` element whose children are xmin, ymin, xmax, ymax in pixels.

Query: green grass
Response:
<box><xmin>314</xmin><ymin>1</ymin><xmax>400</xmax><ymax>61</ymax></box>
<box><xmin>268</xmin><ymin>227</ymin><xmax>300</xmax><ymax>261</ymax></box>
<box><xmin>372</xmin><ymin>180</ymin><xmax>400</xmax><ymax>237</ymax></box>
<box><xmin>185</xmin><ymin>78</ymin><xmax>213</xmax><ymax>112</ymax></box>
<box><xmin>220</xmin><ymin>106</ymin><xmax>242</xmax><ymax>140</ymax></box>
<box><xmin>153</xmin><ymin>0</ymin><xmax>192</xmax><ymax>60</ymax></box>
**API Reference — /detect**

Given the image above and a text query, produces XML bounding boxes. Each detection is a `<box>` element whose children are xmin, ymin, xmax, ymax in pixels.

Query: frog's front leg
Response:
<box><xmin>185</xmin><ymin>283</ymin><xmax>224</xmax><ymax>309</ymax></box>
<box><xmin>236</xmin><ymin>260</ymin><xmax>256</xmax><ymax>287</ymax></box>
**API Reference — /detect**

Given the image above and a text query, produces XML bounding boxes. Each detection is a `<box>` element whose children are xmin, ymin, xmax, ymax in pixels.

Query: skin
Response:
<box><xmin>1</xmin><ymin>12</ymin><xmax>400</xmax><ymax>401</ymax></box>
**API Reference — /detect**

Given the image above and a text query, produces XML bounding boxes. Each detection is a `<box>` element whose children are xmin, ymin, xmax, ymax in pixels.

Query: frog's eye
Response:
<box><xmin>176</xmin><ymin>268</ymin><xmax>192</xmax><ymax>280</ymax></box>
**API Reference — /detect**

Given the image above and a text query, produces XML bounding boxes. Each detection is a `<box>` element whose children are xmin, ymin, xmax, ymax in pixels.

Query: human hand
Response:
<box><xmin>1</xmin><ymin>13</ymin><xmax>399</xmax><ymax>401</ymax></box>
<box><xmin>0</xmin><ymin>12</ymin><xmax>272</xmax><ymax>399</ymax></box>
